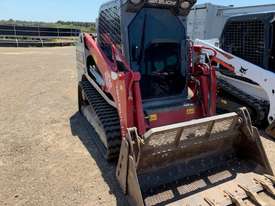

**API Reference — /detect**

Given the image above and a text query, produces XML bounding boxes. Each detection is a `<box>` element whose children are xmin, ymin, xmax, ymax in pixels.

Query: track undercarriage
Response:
<box><xmin>79</xmin><ymin>78</ymin><xmax>121</xmax><ymax>160</ymax></box>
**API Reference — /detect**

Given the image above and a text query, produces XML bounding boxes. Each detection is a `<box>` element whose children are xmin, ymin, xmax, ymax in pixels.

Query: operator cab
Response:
<box><xmin>221</xmin><ymin>12</ymin><xmax>275</xmax><ymax>72</ymax></box>
<box><xmin>128</xmin><ymin>7</ymin><xmax>187</xmax><ymax>100</ymax></box>
<box><xmin>97</xmin><ymin>0</ymin><xmax>197</xmax><ymax>123</ymax></box>
<box><xmin>124</xmin><ymin>1</ymin><xmax>194</xmax><ymax>111</ymax></box>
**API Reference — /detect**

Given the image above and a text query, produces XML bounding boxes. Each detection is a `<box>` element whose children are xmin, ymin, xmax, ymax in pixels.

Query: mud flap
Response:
<box><xmin>117</xmin><ymin>109</ymin><xmax>275</xmax><ymax>206</ymax></box>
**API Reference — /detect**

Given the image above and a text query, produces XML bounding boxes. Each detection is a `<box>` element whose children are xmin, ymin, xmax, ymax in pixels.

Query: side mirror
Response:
<box><xmin>132</xmin><ymin>46</ymin><xmax>140</xmax><ymax>61</ymax></box>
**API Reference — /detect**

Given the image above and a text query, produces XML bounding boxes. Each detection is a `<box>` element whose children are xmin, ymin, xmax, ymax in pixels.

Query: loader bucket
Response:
<box><xmin>116</xmin><ymin>108</ymin><xmax>275</xmax><ymax>206</ymax></box>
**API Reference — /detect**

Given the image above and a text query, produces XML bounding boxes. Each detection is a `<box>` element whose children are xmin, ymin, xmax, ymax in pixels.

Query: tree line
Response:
<box><xmin>0</xmin><ymin>19</ymin><xmax>96</xmax><ymax>33</ymax></box>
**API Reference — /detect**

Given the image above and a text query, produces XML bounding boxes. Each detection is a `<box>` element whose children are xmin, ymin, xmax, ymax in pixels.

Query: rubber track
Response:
<box><xmin>80</xmin><ymin>79</ymin><xmax>121</xmax><ymax>160</ymax></box>
<box><xmin>218</xmin><ymin>79</ymin><xmax>269</xmax><ymax>126</ymax></box>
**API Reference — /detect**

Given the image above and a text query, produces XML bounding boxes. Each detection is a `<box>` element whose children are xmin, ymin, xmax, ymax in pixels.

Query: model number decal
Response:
<box><xmin>186</xmin><ymin>108</ymin><xmax>195</xmax><ymax>115</ymax></box>
<box><xmin>148</xmin><ymin>0</ymin><xmax>177</xmax><ymax>6</ymax></box>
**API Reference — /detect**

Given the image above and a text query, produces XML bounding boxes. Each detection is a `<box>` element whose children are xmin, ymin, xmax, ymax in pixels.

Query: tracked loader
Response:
<box><xmin>76</xmin><ymin>0</ymin><xmax>275</xmax><ymax>205</ymax></box>
<box><xmin>193</xmin><ymin>13</ymin><xmax>275</xmax><ymax>138</ymax></box>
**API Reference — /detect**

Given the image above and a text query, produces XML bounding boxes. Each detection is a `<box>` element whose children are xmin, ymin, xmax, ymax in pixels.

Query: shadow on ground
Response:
<box><xmin>69</xmin><ymin>112</ymin><xmax>129</xmax><ymax>206</ymax></box>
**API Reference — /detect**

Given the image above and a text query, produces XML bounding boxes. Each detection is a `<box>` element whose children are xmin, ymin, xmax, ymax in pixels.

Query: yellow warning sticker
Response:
<box><xmin>149</xmin><ymin>114</ymin><xmax>158</xmax><ymax>122</ymax></box>
<box><xmin>186</xmin><ymin>108</ymin><xmax>195</xmax><ymax>115</ymax></box>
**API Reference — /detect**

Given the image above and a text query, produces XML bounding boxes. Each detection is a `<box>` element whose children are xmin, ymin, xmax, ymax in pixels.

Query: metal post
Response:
<box><xmin>13</xmin><ymin>24</ymin><xmax>16</xmax><ymax>36</ymax></box>
<box><xmin>38</xmin><ymin>25</ymin><xmax>40</xmax><ymax>38</ymax></box>
<box><xmin>40</xmin><ymin>38</ymin><xmax>44</xmax><ymax>47</ymax></box>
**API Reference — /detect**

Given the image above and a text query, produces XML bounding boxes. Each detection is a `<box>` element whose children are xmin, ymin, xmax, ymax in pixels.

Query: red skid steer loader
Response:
<box><xmin>76</xmin><ymin>0</ymin><xmax>275</xmax><ymax>205</ymax></box>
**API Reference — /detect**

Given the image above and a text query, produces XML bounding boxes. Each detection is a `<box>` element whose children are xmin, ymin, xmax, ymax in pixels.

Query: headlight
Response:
<box><xmin>130</xmin><ymin>0</ymin><xmax>142</xmax><ymax>5</ymax></box>
<box><xmin>180</xmin><ymin>1</ymin><xmax>190</xmax><ymax>9</ymax></box>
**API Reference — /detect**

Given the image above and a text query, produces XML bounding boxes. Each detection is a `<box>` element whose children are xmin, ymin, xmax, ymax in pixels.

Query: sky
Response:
<box><xmin>0</xmin><ymin>0</ymin><xmax>275</xmax><ymax>22</ymax></box>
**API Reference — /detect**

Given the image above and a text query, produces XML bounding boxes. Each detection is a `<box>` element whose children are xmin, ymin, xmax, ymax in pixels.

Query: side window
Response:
<box><xmin>97</xmin><ymin>6</ymin><xmax>121</xmax><ymax>50</ymax></box>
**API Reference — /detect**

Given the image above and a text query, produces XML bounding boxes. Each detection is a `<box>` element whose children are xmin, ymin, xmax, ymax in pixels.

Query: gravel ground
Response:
<box><xmin>0</xmin><ymin>47</ymin><xmax>274</xmax><ymax>206</ymax></box>
<box><xmin>0</xmin><ymin>47</ymin><xmax>127</xmax><ymax>206</ymax></box>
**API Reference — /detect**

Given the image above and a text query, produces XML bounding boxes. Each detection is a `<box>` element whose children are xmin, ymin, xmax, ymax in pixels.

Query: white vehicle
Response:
<box><xmin>195</xmin><ymin>39</ymin><xmax>275</xmax><ymax>127</ymax></box>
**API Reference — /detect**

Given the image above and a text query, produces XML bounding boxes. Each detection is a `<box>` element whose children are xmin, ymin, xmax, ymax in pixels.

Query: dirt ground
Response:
<box><xmin>0</xmin><ymin>47</ymin><xmax>274</xmax><ymax>206</ymax></box>
<box><xmin>0</xmin><ymin>47</ymin><xmax>128</xmax><ymax>206</ymax></box>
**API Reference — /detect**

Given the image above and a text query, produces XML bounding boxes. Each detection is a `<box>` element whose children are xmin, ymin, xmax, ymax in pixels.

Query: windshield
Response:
<box><xmin>144</xmin><ymin>42</ymin><xmax>180</xmax><ymax>75</ymax></box>
<box><xmin>128</xmin><ymin>8</ymin><xmax>187</xmax><ymax>100</ymax></box>
<box><xmin>128</xmin><ymin>8</ymin><xmax>187</xmax><ymax>72</ymax></box>
<box><xmin>140</xmin><ymin>42</ymin><xmax>185</xmax><ymax>99</ymax></box>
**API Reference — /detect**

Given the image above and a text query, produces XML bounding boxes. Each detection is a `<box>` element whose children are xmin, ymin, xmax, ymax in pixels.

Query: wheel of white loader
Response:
<box><xmin>78</xmin><ymin>78</ymin><xmax>122</xmax><ymax>160</ymax></box>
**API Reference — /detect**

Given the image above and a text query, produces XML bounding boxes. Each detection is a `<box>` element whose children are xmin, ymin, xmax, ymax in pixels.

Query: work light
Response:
<box><xmin>130</xmin><ymin>0</ymin><xmax>142</xmax><ymax>5</ymax></box>
<box><xmin>180</xmin><ymin>1</ymin><xmax>190</xmax><ymax>9</ymax></box>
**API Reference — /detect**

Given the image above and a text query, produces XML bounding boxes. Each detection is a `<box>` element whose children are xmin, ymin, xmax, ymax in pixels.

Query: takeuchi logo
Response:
<box><xmin>147</xmin><ymin>0</ymin><xmax>177</xmax><ymax>6</ymax></box>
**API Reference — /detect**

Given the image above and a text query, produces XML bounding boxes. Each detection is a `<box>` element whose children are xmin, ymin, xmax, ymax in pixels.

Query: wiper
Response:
<box><xmin>137</xmin><ymin>14</ymin><xmax>147</xmax><ymax>66</ymax></box>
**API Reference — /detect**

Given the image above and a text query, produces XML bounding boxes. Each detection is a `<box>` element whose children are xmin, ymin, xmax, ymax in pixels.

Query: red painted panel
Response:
<box><xmin>84</xmin><ymin>33</ymin><xmax>218</xmax><ymax>137</ymax></box>
<box><xmin>147</xmin><ymin>105</ymin><xmax>203</xmax><ymax>128</ymax></box>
